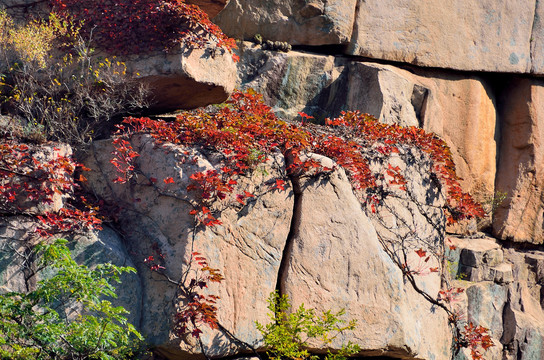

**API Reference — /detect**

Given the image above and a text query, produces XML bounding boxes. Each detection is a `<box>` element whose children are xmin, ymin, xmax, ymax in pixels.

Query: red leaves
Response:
<box><xmin>461</xmin><ymin>322</ymin><xmax>494</xmax><ymax>360</ymax></box>
<box><xmin>51</xmin><ymin>0</ymin><xmax>237</xmax><ymax>57</ymax></box>
<box><xmin>272</xmin><ymin>179</ymin><xmax>286</xmax><ymax>191</ymax></box>
<box><xmin>297</xmin><ymin>111</ymin><xmax>314</xmax><ymax>125</ymax></box>
<box><xmin>1</xmin><ymin>140</ymin><xmax>102</xmax><ymax>237</ymax></box>
<box><xmin>173</xmin><ymin>251</ymin><xmax>225</xmax><ymax>339</ymax></box>
<box><xmin>111</xmin><ymin>137</ymin><xmax>139</xmax><ymax>183</ymax></box>
<box><xmin>323</xmin><ymin>110</ymin><xmax>485</xmax><ymax>224</ymax></box>
<box><xmin>163</xmin><ymin>177</ymin><xmax>175</xmax><ymax>184</ymax></box>
<box><xmin>415</xmin><ymin>248</ymin><xmax>427</xmax><ymax>258</ymax></box>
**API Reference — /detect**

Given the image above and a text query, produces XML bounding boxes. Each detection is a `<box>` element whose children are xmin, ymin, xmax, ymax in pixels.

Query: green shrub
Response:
<box><xmin>0</xmin><ymin>239</ymin><xmax>143</xmax><ymax>359</ymax></box>
<box><xmin>256</xmin><ymin>291</ymin><xmax>360</xmax><ymax>360</ymax></box>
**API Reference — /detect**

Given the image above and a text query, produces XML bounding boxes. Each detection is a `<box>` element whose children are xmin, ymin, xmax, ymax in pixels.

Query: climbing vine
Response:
<box><xmin>110</xmin><ymin>89</ymin><xmax>491</xmax><ymax>358</ymax></box>
<box><xmin>0</xmin><ymin>138</ymin><xmax>102</xmax><ymax>237</ymax></box>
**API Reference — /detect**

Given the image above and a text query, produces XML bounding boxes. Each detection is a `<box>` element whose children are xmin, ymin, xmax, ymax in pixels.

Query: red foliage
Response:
<box><xmin>173</xmin><ymin>252</ymin><xmax>224</xmax><ymax>339</ymax></box>
<box><xmin>0</xmin><ymin>140</ymin><xmax>102</xmax><ymax>237</ymax></box>
<box><xmin>460</xmin><ymin>322</ymin><xmax>494</xmax><ymax>360</ymax></box>
<box><xmin>112</xmin><ymin>89</ymin><xmax>484</xmax><ymax>227</ymax></box>
<box><xmin>110</xmin><ymin>90</ymin><xmax>489</xmax><ymax>356</ymax></box>
<box><xmin>50</xmin><ymin>0</ymin><xmax>237</xmax><ymax>57</ymax></box>
<box><xmin>323</xmin><ymin>111</ymin><xmax>485</xmax><ymax>223</ymax></box>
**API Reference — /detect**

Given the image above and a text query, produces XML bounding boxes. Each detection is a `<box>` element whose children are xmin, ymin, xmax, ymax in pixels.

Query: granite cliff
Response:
<box><xmin>1</xmin><ymin>1</ymin><xmax>544</xmax><ymax>360</ymax></box>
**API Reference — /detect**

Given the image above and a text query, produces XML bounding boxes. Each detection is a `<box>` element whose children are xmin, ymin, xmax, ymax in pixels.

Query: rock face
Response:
<box><xmin>185</xmin><ymin>0</ymin><xmax>229</xmax><ymax>18</ymax></box>
<box><xmin>127</xmin><ymin>46</ymin><xmax>237</xmax><ymax>112</ymax></box>
<box><xmin>236</xmin><ymin>44</ymin><xmax>498</xmax><ymax>214</ymax></box>
<box><xmin>348</xmin><ymin>0</ymin><xmax>537</xmax><ymax>73</ymax></box>
<box><xmin>0</xmin><ymin>218</ymin><xmax>142</xmax><ymax>326</ymax></box>
<box><xmin>494</xmin><ymin>78</ymin><xmax>544</xmax><ymax>244</ymax></box>
<box><xmin>83</xmin><ymin>135</ymin><xmax>451</xmax><ymax>359</ymax></box>
<box><xmin>448</xmin><ymin>236</ymin><xmax>544</xmax><ymax>360</ymax></box>
<box><xmin>214</xmin><ymin>0</ymin><xmax>357</xmax><ymax>46</ymax></box>
<box><xmin>217</xmin><ymin>0</ymin><xmax>544</xmax><ymax>74</ymax></box>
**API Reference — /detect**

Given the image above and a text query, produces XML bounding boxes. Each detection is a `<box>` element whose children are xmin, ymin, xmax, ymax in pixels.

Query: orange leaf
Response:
<box><xmin>415</xmin><ymin>248</ymin><xmax>426</xmax><ymax>258</ymax></box>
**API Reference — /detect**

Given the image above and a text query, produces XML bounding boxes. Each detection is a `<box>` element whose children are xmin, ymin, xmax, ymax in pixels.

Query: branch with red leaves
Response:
<box><xmin>0</xmin><ymin>139</ymin><xmax>102</xmax><ymax>237</ymax></box>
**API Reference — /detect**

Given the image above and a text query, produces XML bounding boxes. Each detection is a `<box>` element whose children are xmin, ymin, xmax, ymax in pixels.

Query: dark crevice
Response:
<box><xmin>291</xmin><ymin>43</ymin><xmax>349</xmax><ymax>56</ymax></box>
<box><xmin>529</xmin><ymin>0</ymin><xmax>540</xmax><ymax>73</ymax></box>
<box><xmin>275</xmin><ymin>166</ymin><xmax>303</xmax><ymax>296</ymax></box>
<box><xmin>499</xmin><ymin>238</ymin><xmax>544</xmax><ymax>252</ymax></box>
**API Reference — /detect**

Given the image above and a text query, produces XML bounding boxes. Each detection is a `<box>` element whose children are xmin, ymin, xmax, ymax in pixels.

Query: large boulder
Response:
<box><xmin>126</xmin><ymin>46</ymin><xmax>237</xmax><ymax>112</ymax></box>
<box><xmin>348</xmin><ymin>0</ymin><xmax>536</xmax><ymax>73</ymax></box>
<box><xmin>236</xmin><ymin>46</ymin><xmax>498</xmax><ymax>220</ymax></box>
<box><xmin>282</xmin><ymin>156</ymin><xmax>451</xmax><ymax>359</ymax></box>
<box><xmin>85</xmin><ymin>135</ymin><xmax>293</xmax><ymax>356</ymax></box>
<box><xmin>493</xmin><ymin>78</ymin><xmax>544</xmax><ymax>244</ymax></box>
<box><xmin>214</xmin><ymin>0</ymin><xmax>357</xmax><ymax>46</ymax></box>
<box><xmin>84</xmin><ymin>135</ymin><xmax>453</xmax><ymax>359</ymax></box>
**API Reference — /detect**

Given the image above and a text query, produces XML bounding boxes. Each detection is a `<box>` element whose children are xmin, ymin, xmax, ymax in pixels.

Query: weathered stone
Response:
<box><xmin>85</xmin><ymin>136</ymin><xmax>293</xmax><ymax>357</ymax></box>
<box><xmin>491</xmin><ymin>263</ymin><xmax>514</xmax><ymax>284</ymax></box>
<box><xmin>2</xmin><ymin>0</ymin><xmax>50</xmax><ymax>21</ymax></box>
<box><xmin>237</xmin><ymin>46</ymin><xmax>498</xmax><ymax>221</ymax></box>
<box><xmin>236</xmin><ymin>43</ymin><xmax>425</xmax><ymax>126</ymax></box>
<box><xmin>84</xmin><ymin>135</ymin><xmax>455</xmax><ymax>359</ymax></box>
<box><xmin>447</xmin><ymin>236</ymin><xmax>514</xmax><ymax>284</ymax></box>
<box><xmin>0</xmin><ymin>218</ymin><xmax>142</xmax><ymax>325</ymax></box>
<box><xmin>459</xmin><ymin>239</ymin><xmax>502</xmax><ymax>268</ymax></box>
<box><xmin>452</xmin><ymin>282</ymin><xmax>507</xmax><ymax>360</ymax></box>
<box><xmin>214</xmin><ymin>0</ymin><xmax>357</xmax><ymax>46</ymax></box>
<box><xmin>125</xmin><ymin>45</ymin><xmax>237</xmax><ymax>112</ymax></box>
<box><xmin>185</xmin><ymin>0</ymin><xmax>229</xmax><ymax>19</ymax></box>
<box><xmin>494</xmin><ymin>78</ymin><xmax>544</xmax><ymax>244</ymax></box>
<box><xmin>281</xmin><ymin>161</ymin><xmax>450</xmax><ymax>359</ymax></box>
<box><xmin>348</xmin><ymin>0</ymin><xmax>536</xmax><ymax>73</ymax></box>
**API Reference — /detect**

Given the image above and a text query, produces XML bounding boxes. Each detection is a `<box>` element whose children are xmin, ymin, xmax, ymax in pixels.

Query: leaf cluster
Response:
<box><xmin>255</xmin><ymin>292</ymin><xmax>360</xmax><ymax>360</ymax></box>
<box><xmin>0</xmin><ymin>239</ymin><xmax>142</xmax><ymax>359</ymax></box>
<box><xmin>0</xmin><ymin>139</ymin><xmax>102</xmax><ymax>237</ymax></box>
<box><xmin>51</xmin><ymin>0</ymin><xmax>237</xmax><ymax>59</ymax></box>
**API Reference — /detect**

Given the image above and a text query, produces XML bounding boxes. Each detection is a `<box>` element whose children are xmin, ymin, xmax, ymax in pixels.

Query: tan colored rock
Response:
<box><xmin>281</xmin><ymin>164</ymin><xmax>451</xmax><ymax>359</ymax></box>
<box><xmin>237</xmin><ymin>47</ymin><xmax>498</xmax><ymax>219</ymax></box>
<box><xmin>493</xmin><ymin>78</ymin><xmax>544</xmax><ymax>244</ymax></box>
<box><xmin>85</xmin><ymin>136</ymin><xmax>293</xmax><ymax>356</ymax></box>
<box><xmin>125</xmin><ymin>45</ymin><xmax>237</xmax><ymax>112</ymax></box>
<box><xmin>85</xmin><ymin>135</ymin><xmax>456</xmax><ymax>359</ymax></box>
<box><xmin>348</xmin><ymin>0</ymin><xmax>535</xmax><ymax>73</ymax></box>
<box><xmin>214</xmin><ymin>0</ymin><xmax>357</xmax><ymax>46</ymax></box>
<box><xmin>186</xmin><ymin>0</ymin><xmax>229</xmax><ymax>19</ymax></box>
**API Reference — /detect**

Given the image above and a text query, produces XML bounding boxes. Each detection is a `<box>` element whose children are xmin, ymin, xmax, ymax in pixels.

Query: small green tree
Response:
<box><xmin>256</xmin><ymin>291</ymin><xmax>360</xmax><ymax>360</ymax></box>
<box><xmin>0</xmin><ymin>239</ymin><xmax>143</xmax><ymax>359</ymax></box>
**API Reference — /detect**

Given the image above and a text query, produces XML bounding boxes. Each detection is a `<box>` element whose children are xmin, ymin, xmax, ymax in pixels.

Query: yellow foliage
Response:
<box><xmin>0</xmin><ymin>11</ymin><xmax>76</xmax><ymax>68</ymax></box>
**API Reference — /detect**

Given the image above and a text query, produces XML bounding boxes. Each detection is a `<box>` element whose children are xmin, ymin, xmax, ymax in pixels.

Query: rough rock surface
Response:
<box><xmin>236</xmin><ymin>45</ymin><xmax>498</xmax><ymax>214</ymax></box>
<box><xmin>448</xmin><ymin>237</ymin><xmax>544</xmax><ymax>359</ymax></box>
<box><xmin>214</xmin><ymin>0</ymin><xmax>357</xmax><ymax>46</ymax></box>
<box><xmin>217</xmin><ymin>0</ymin><xmax>544</xmax><ymax>74</ymax></box>
<box><xmin>185</xmin><ymin>0</ymin><xmax>229</xmax><ymax>18</ymax></box>
<box><xmin>125</xmin><ymin>45</ymin><xmax>237</xmax><ymax>112</ymax></box>
<box><xmin>348</xmin><ymin>0</ymin><xmax>537</xmax><ymax>73</ymax></box>
<box><xmin>0</xmin><ymin>218</ymin><xmax>142</xmax><ymax>326</ymax></box>
<box><xmin>84</xmin><ymin>135</ymin><xmax>452</xmax><ymax>359</ymax></box>
<box><xmin>85</xmin><ymin>135</ymin><xmax>292</xmax><ymax>356</ymax></box>
<box><xmin>494</xmin><ymin>78</ymin><xmax>544</xmax><ymax>244</ymax></box>
<box><xmin>282</xmin><ymin>159</ymin><xmax>450</xmax><ymax>359</ymax></box>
